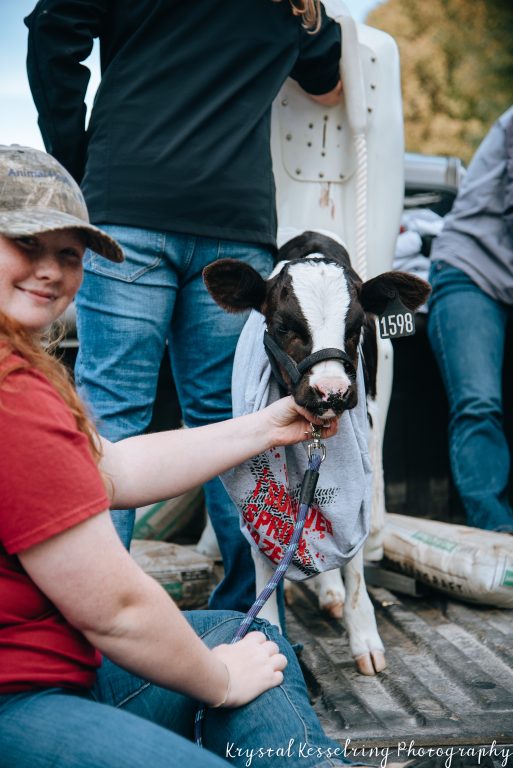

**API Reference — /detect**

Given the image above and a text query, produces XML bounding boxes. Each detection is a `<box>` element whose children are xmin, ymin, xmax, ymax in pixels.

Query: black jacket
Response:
<box><xmin>26</xmin><ymin>0</ymin><xmax>341</xmax><ymax>247</ymax></box>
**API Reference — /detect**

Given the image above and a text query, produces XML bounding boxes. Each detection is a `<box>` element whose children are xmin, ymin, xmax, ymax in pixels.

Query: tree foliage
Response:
<box><xmin>367</xmin><ymin>0</ymin><xmax>513</xmax><ymax>162</ymax></box>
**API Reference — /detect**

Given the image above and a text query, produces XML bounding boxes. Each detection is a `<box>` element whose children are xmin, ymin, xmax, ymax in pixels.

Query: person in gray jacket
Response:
<box><xmin>427</xmin><ymin>105</ymin><xmax>513</xmax><ymax>532</ymax></box>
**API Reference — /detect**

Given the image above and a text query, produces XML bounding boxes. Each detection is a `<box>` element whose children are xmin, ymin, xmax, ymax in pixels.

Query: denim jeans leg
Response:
<box><xmin>0</xmin><ymin>613</ymin><xmax>359</xmax><ymax>768</ymax></box>
<box><xmin>190</xmin><ymin>612</ymin><xmax>357</xmax><ymax>767</ymax></box>
<box><xmin>0</xmin><ymin>688</ymin><xmax>230</xmax><ymax>768</ymax></box>
<box><xmin>75</xmin><ymin>224</ymin><xmax>176</xmax><ymax>548</ymax></box>
<box><xmin>167</xmin><ymin>237</ymin><xmax>280</xmax><ymax>615</ymax></box>
<box><xmin>92</xmin><ymin>611</ymin><xmax>357</xmax><ymax>767</ymax></box>
<box><xmin>427</xmin><ymin>261</ymin><xmax>513</xmax><ymax>531</ymax></box>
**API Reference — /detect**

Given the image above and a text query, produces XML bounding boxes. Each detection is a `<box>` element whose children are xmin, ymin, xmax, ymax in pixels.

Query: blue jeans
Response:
<box><xmin>75</xmin><ymin>227</ymin><xmax>275</xmax><ymax>612</ymax></box>
<box><xmin>0</xmin><ymin>612</ymin><xmax>354</xmax><ymax>768</ymax></box>
<box><xmin>427</xmin><ymin>261</ymin><xmax>513</xmax><ymax>532</ymax></box>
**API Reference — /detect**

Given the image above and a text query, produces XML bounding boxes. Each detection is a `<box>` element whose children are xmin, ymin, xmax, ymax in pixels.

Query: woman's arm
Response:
<box><xmin>18</xmin><ymin>510</ymin><xmax>286</xmax><ymax>707</ymax></box>
<box><xmin>101</xmin><ymin>396</ymin><xmax>337</xmax><ymax>509</ymax></box>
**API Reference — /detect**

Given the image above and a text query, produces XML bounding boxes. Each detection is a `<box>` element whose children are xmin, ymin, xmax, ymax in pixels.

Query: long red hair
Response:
<box><xmin>0</xmin><ymin>310</ymin><xmax>102</xmax><ymax>465</ymax></box>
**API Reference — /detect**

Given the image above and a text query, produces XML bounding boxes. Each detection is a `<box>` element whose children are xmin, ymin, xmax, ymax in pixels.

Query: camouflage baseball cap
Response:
<box><xmin>0</xmin><ymin>145</ymin><xmax>123</xmax><ymax>262</ymax></box>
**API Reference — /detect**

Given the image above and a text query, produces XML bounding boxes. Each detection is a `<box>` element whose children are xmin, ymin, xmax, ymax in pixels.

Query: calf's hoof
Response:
<box><xmin>320</xmin><ymin>598</ymin><xmax>344</xmax><ymax>619</ymax></box>
<box><xmin>354</xmin><ymin>649</ymin><xmax>386</xmax><ymax>676</ymax></box>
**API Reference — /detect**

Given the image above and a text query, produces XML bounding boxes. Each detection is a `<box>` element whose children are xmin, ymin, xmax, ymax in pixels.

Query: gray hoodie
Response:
<box><xmin>431</xmin><ymin>106</ymin><xmax>513</xmax><ymax>304</ymax></box>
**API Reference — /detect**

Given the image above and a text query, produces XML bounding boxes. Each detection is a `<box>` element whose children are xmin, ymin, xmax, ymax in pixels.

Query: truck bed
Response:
<box><xmin>285</xmin><ymin>578</ymin><xmax>513</xmax><ymax>765</ymax></box>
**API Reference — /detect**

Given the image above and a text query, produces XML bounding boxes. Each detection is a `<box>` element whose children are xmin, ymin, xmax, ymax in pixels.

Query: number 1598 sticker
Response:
<box><xmin>379</xmin><ymin>312</ymin><xmax>414</xmax><ymax>338</ymax></box>
<box><xmin>378</xmin><ymin>295</ymin><xmax>416</xmax><ymax>339</ymax></box>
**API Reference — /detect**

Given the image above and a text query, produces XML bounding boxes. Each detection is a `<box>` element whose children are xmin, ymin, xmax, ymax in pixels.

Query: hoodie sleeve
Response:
<box><xmin>289</xmin><ymin>4</ymin><xmax>342</xmax><ymax>96</ymax></box>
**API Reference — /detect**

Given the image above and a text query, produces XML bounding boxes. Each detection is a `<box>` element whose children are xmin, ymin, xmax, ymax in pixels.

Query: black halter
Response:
<box><xmin>263</xmin><ymin>331</ymin><xmax>356</xmax><ymax>392</ymax></box>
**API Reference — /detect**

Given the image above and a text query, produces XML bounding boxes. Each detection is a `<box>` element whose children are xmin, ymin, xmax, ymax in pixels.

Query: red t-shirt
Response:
<box><xmin>0</xmin><ymin>355</ymin><xmax>110</xmax><ymax>693</ymax></box>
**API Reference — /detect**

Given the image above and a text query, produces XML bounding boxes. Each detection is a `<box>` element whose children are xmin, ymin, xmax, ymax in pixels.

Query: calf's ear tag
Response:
<box><xmin>377</xmin><ymin>294</ymin><xmax>416</xmax><ymax>339</ymax></box>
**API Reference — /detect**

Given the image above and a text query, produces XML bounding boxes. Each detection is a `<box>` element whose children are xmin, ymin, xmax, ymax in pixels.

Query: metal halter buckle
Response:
<box><xmin>307</xmin><ymin>424</ymin><xmax>326</xmax><ymax>463</ymax></box>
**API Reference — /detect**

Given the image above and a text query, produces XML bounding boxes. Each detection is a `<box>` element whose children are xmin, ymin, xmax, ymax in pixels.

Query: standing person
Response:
<box><xmin>0</xmin><ymin>144</ymin><xmax>363</xmax><ymax>768</ymax></box>
<box><xmin>24</xmin><ymin>0</ymin><xmax>343</xmax><ymax>613</ymax></box>
<box><xmin>427</xmin><ymin>106</ymin><xmax>513</xmax><ymax>533</ymax></box>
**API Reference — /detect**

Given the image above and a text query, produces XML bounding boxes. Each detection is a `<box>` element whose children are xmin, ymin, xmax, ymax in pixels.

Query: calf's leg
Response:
<box><xmin>342</xmin><ymin>547</ymin><xmax>386</xmax><ymax>675</ymax></box>
<box><xmin>196</xmin><ymin>515</ymin><xmax>222</xmax><ymax>560</ymax></box>
<box><xmin>308</xmin><ymin>569</ymin><xmax>346</xmax><ymax>619</ymax></box>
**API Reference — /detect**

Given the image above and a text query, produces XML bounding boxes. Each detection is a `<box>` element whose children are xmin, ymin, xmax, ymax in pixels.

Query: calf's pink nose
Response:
<box><xmin>314</xmin><ymin>378</ymin><xmax>349</xmax><ymax>400</ymax></box>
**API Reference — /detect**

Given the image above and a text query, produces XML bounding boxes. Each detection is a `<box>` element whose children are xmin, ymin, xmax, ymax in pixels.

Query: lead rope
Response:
<box><xmin>194</xmin><ymin>426</ymin><xmax>326</xmax><ymax>747</ymax></box>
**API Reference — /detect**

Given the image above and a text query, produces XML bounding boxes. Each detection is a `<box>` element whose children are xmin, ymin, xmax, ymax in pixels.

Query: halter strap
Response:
<box><xmin>263</xmin><ymin>331</ymin><xmax>356</xmax><ymax>390</ymax></box>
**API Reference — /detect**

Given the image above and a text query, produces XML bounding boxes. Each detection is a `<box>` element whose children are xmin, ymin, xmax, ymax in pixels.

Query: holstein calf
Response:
<box><xmin>204</xmin><ymin>231</ymin><xmax>430</xmax><ymax>675</ymax></box>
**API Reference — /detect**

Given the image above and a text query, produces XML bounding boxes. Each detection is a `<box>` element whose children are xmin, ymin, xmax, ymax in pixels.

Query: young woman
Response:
<box><xmin>0</xmin><ymin>146</ymin><xmax>360</xmax><ymax>768</ymax></box>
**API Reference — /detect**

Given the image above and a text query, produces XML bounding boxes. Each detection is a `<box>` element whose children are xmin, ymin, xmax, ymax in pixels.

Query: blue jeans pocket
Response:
<box><xmin>428</xmin><ymin>258</ymin><xmax>454</xmax><ymax>289</ymax></box>
<box><xmin>84</xmin><ymin>224</ymin><xmax>165</xmax><ymax>282</ymax></box>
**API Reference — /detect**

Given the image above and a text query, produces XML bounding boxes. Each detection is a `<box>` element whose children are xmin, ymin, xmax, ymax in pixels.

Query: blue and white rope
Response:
<box><xmin>194</xmin><ymin>451</ymin><xmax>323</xmax><ymax>746</ymax></box>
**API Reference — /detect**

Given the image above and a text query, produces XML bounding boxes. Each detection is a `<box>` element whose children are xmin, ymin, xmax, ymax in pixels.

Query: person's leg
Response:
<box><xmin>75</xmin><ymin>224</ymin><xmax>177</xmax><ymax>548</ymax></box>
<box><xmin>0</xmin><ymin>687</ymin><xmax>229</xmax><ymax>768</ymax></box>
<box><xmin>92</xmin><ymin>655</ymin><xmax>198</xmax><ymax>739</ymax></box>
<box><xmin>167</xmin><ymin>237</ymin><xmax>279</xmax><ymax>614</ymax></box>
<box><xmin>192</xmin><ymin>612</ymin><xmax>356</xmax><ymax>767</ymax></box>
<box><xmin>427</xmin><ymin>261</ymin><xmax>513</xmax><ymax>531</ymax></box>
<box><xmin>93</xmin><ymin>610</ymin><xmax>359</xmax><ymax>767</ymax></box>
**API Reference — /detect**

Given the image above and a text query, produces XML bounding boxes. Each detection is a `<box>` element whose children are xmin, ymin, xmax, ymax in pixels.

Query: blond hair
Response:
<box><xmin>273</xmin><ymin>0</ymin><xmax>321</xmax><ymax>32</ymax></box>
<box><xmin>0</xmin><ymin>311</ymin><xmax>102</xmax><ymax>465</ymax></box>
<box><xmin>290</xmin><ymin>0</ymin><xmax>321</xmax><ymax>31</ymax></box>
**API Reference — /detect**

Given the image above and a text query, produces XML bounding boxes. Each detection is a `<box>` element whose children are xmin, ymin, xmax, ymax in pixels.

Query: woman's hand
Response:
<box><xmin>211</xmin><ymin>631</ymin><xmax>287</xmax><ymax>707</ymax></box>
<box><xmin>308</xmin><ymin>80</ymin><xmax>343</xmax><ymax>107</ymax></box>
<box><xmin>262</xmin><ymin>395</ymin><xmax>339</xmax><ymax>448</ymax></box>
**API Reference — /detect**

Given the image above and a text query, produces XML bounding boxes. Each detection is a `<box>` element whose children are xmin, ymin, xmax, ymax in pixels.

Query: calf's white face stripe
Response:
<box><xmin>289</xmin><ymin>261</ymin><xmax>352</xmax><ymax>388</ymax></box>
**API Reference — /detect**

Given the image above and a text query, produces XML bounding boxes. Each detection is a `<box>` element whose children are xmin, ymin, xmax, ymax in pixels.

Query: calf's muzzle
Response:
<box><xmin>263</xmin><ymin>331</ymin><xmax>357</xmax><ymax>415</ymax></box>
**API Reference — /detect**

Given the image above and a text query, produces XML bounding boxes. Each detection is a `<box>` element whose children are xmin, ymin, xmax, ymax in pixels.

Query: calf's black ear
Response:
<box><xmin>203</xmin><ymin>259</ymin><xmax>267</xmax><ymax>313</ymax></box>
<box><xmin>360</xmin><ymin>271</ymin><xmax>431</xmax><ymax>316</ymax></box>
